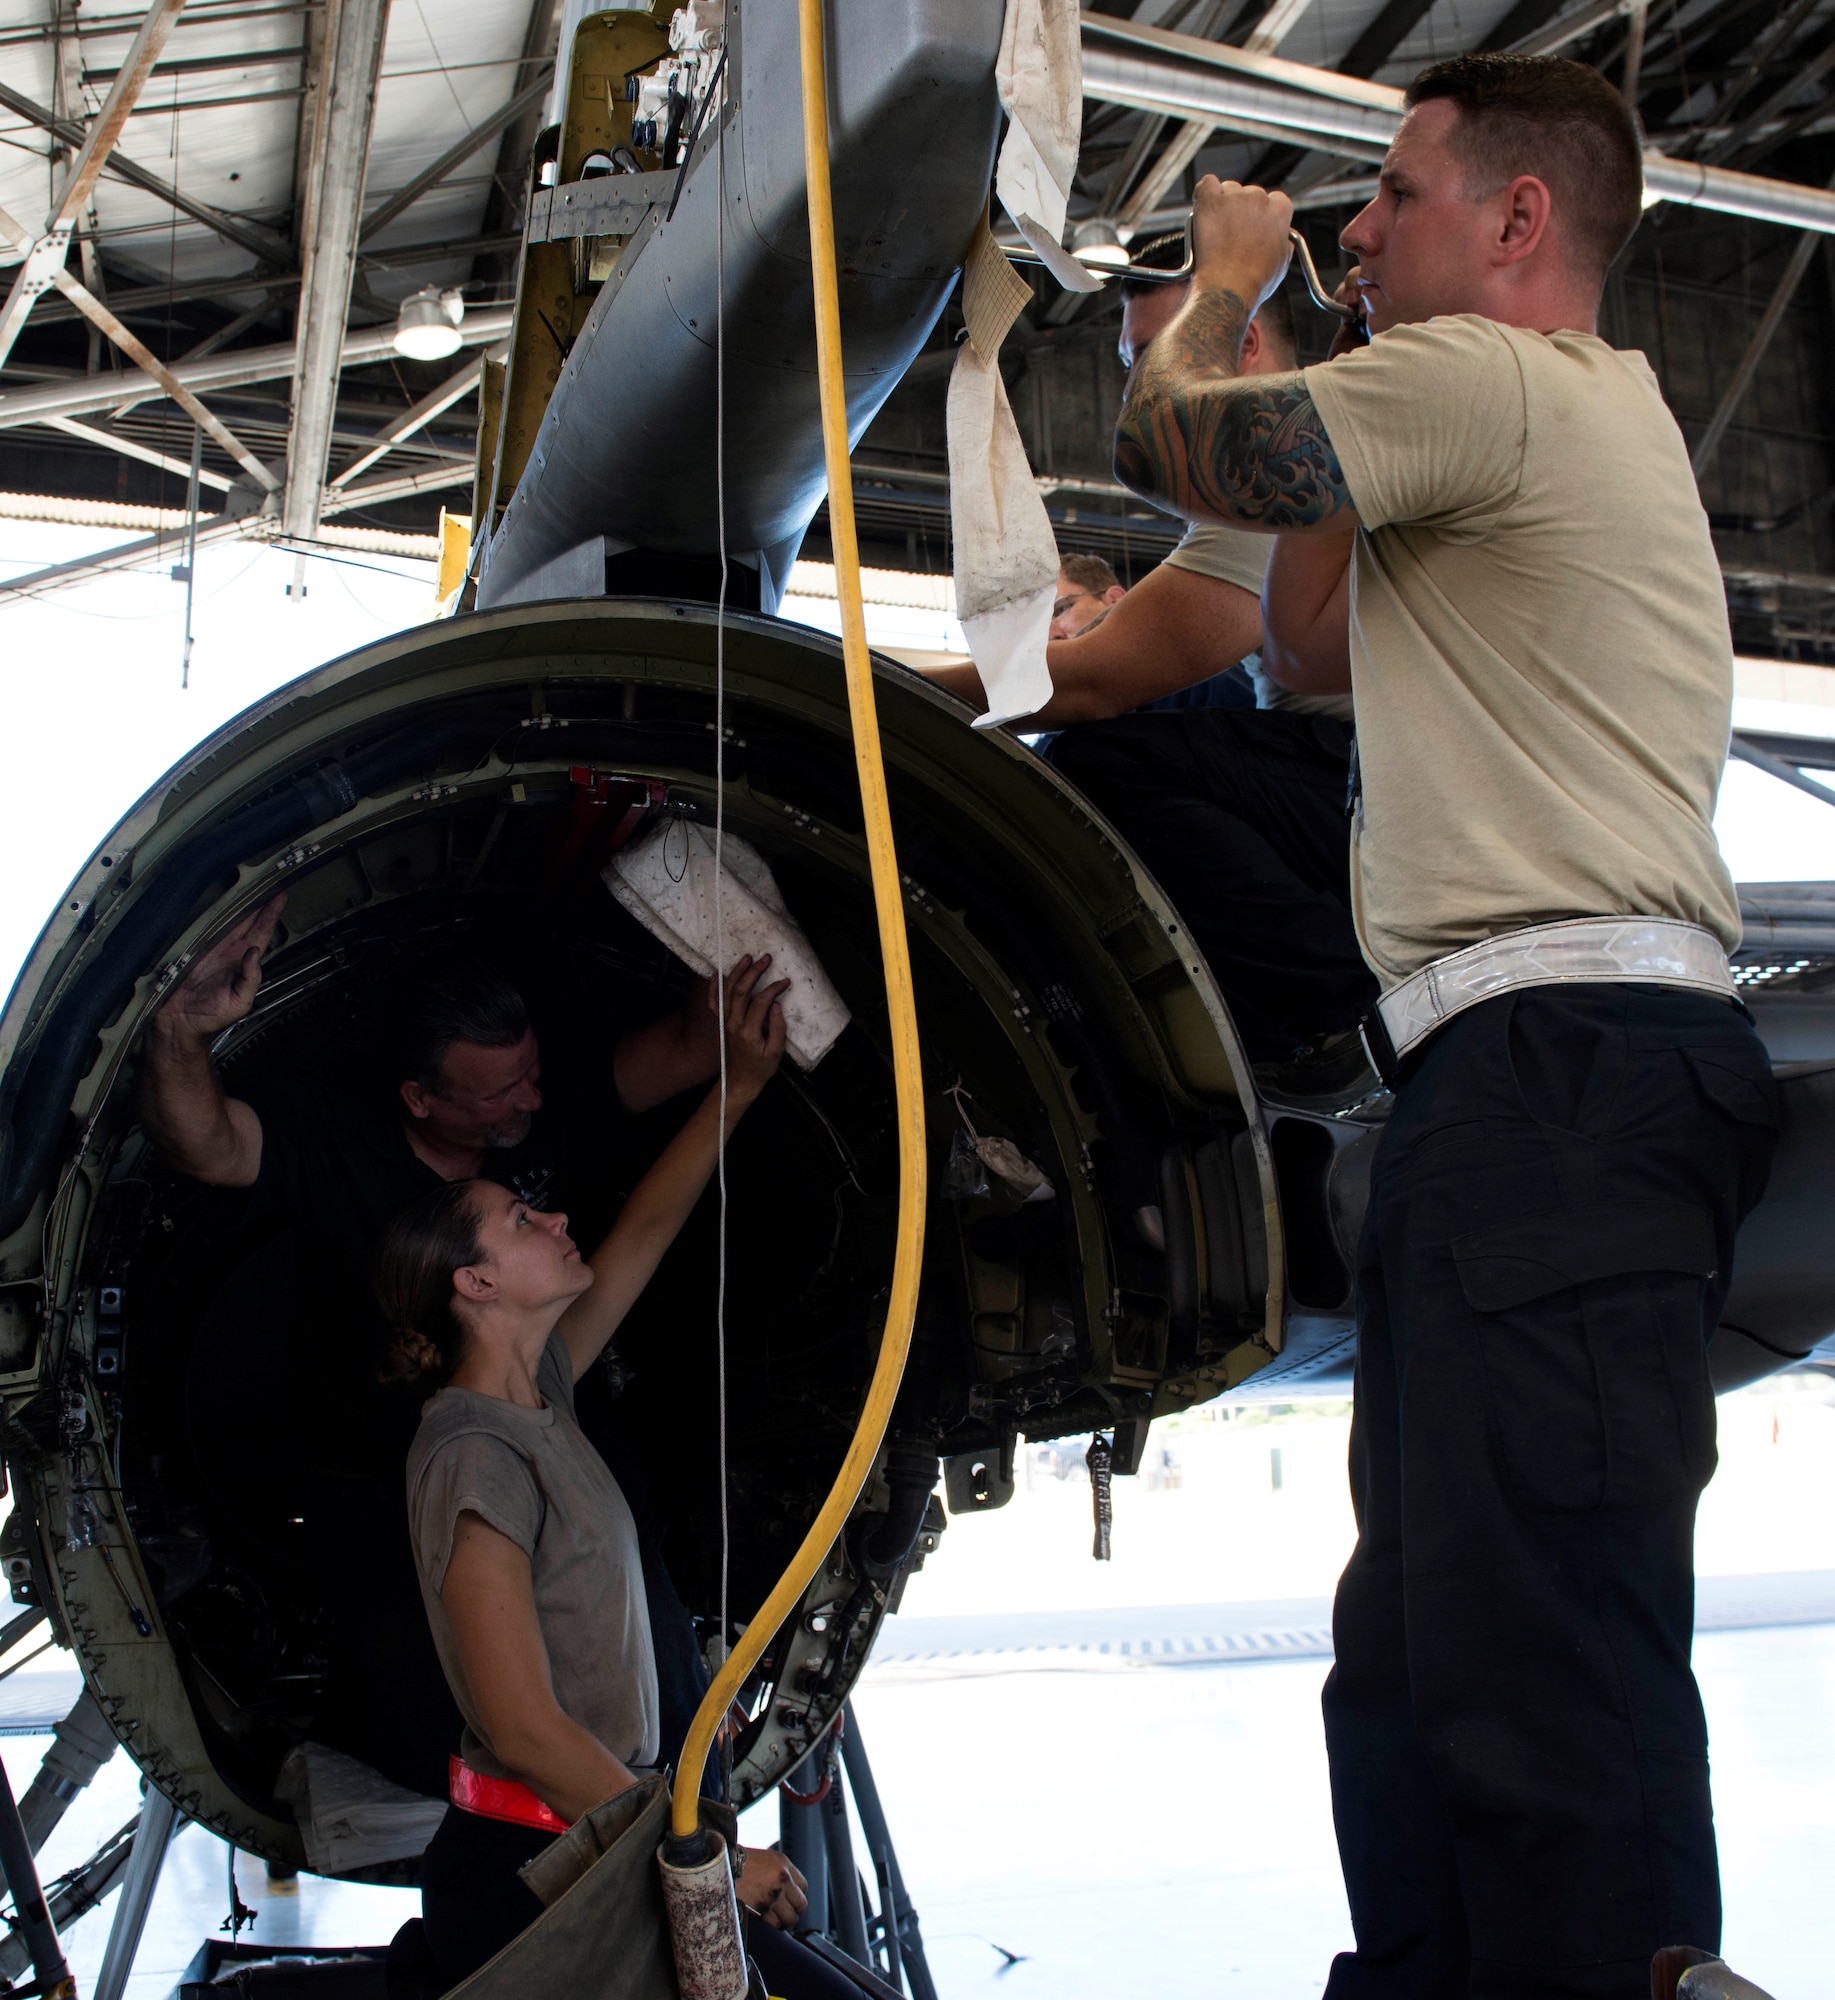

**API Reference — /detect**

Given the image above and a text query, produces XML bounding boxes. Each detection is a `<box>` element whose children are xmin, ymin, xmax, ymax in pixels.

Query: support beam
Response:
<box><xmin>1690</xmin><ymin>218</ymin><xmax>1826</xmax><ymax>478</ymax></box>
<box><xmin>323</xmin><ymin>459</ymin><xmax>473</xmax><ymax>513</ymax></box>
<box><xmin>1619</xmin><ymin>0</ymin><xmax>1648</xmax><ymax>102</ymax></box>
<box><xmin>0</xmin><ymin>303</ymin><xmax>513</xmax><ymax>427</ymax></box>
<box><xmin>470</xmin><ymin>0</ymin><xmax>565</xmax><ymax>293</ymax></box>
<box><xmin>357</xmin><ymin>69</ymin><xmax>552</xmax><ymax>243</ymax></box>
<box><xmin>1116</xmin><ymin>0</ymin><xmax>1305</xmax><ymax>233</ymax></box>
<box><xmin>328</xmin><ymin>349</ymin><xmax>489</xmax><ymax>487</ymax></box>
<box><xmin>0</xmin><ymin>78</ymin><xmax>294</xmax><ymax>266</ymax></box>
<box><xmin>0</xmin><ymin>198</ymin><xmax>280</xmax><ymax>485</ymax></box>
<box><xmin>1704</xmin><ymin>33</ymin><xmax>1835</xmax><ymax>166</ymax></box>
<box><xmin>281</xmin><ymin>0</ymin><xmax>389</xmax><ymax>543</ymax></box>
<box><xmin>46</xmin><ymin>413</ymin><xmax>235</xmax><ymax>489</ymax></box>
<box><xmin>1242</xmin><ymin>0</ymin><xmax>1438</xmax><ymax>190</ymax></box>
<box><xmin>27</xmin><ymin>229</ymin><xmax>521</xmax><ymax>327</ymax></box>
<box><xmin>1508</xmin><ymin>0</ymin><xmax>1635</xmax><ymax>56</ymax></box>
<box><xmin>0</xmin><ymin>1817</ymin><xmax>138</xmax><ymax>1984</ymax></box>
<box><xmin>44</xmin><ymin>264</ymin><xmax>281</xmax><ymax>487</ymax></box>
<box><xmin>93</xmin><ymin>1792</ymin><xmax>182</xmax><ymax>2000</ymax></box>
<box><xmin>1675</xmin><ymin>0</ymin><xmax>1820</xmax><ymax>154</ymax></box>
<box><xmin>0</xmin><ymin>512</ymin><xmax>247</xmax><ymax>600</ymax></box>
<box><xmin>0</xmin><ymin>0</ymin><xmax>190</xmax><ymax>374</ymax></box>
<box><xmin>0</xmin><ymin>457</ymin><xmax>469</xmax><ymax>607</ymax></box>
<box><xmin>1078</xmin><ymin>19</ymin><xmax>1835</xmax><ymax>235</ymax></box>
<box><xmin>0</xmin><ymin>1742</ymin><xmax>72</xmax><ymax>1998</ymax></box>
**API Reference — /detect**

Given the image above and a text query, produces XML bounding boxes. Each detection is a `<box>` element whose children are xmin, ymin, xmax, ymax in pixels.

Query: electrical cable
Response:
<box><xmin>667</xmin><ymin>0</ymin><xmax>929</xmax><ymax>1844</ymax></box>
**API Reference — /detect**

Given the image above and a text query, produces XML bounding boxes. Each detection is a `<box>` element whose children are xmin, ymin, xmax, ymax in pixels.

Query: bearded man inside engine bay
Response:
<box><xmin>140</xmin><ymin>895</ymin><xmax>738</xmax><ymax>1800</ymax></box>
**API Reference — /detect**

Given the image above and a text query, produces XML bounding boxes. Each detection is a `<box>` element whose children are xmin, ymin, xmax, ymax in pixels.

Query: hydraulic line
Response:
<box><xmin>666</xmin><ymin>0</ymin><xmax>929</xmax><ymax>1844</ymax></box>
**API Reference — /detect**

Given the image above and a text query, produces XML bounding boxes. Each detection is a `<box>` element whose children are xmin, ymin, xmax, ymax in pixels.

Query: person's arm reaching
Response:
<box><xmin>612</xmin><ymin>974</ymin><xmax>724</xmax><ymax>1113</ymax></box>
<box><xmin>1261</xmin><ymin>529</ymin><xmax>1356</xmax><ymax>697</ymax></box>
<box><xmin>557</xmin><ymin>955</ymin><xmax>787</xmax><ymax>1381</ymax></box>
<box><xmin>139</xmin><ymin>894</ymin><xmax>285</xmax><ymax>1187</ymax></box>
<box><xmin>1113</xmin><ymin>179</ymin><xmax>1359</xmax><ymax>537</ymax></box>
<box><xmin>920</xmin><ymin>564</ymin><xmax>1264</xmax><ymax>725</ymax></box>
<box><xmin>441</xmin><ymin>1510</ymin><xmax>638</xmax><ymax>1823</ymax></box>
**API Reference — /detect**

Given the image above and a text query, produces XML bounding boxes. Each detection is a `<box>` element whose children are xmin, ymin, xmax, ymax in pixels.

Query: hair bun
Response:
<box><xmin>379</xmin><ymin>1326</ymin><xmax>443</xmax><ymax>1385</ymax></box>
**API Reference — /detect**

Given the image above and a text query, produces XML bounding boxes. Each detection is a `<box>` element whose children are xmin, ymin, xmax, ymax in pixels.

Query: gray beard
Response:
<box><xmin>481</xmin><ymin>1112</ymin><xmax>535</xmax><ymax>1151</ymax></box>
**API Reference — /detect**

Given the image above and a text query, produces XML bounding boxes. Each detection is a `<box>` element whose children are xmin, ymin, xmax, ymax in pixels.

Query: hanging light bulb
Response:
<box><xmin>393</xmin><ymin>287</ymin><xmax>465</xmax><ymax>361</ymax></box>
<box><xmin>1070</xmin><ymin>219</ymin><xmax>1130</xmax><ymax>273</ymax></box>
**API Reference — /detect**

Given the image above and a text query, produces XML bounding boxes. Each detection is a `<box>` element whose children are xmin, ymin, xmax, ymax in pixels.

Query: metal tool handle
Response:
<box><xmin>1005</xmin><ymin>219</ymin><xmax>1361</xmax><ymax>324</ymax></box>
<box><xmin>1130</xmin><ymin>223</ymin><xmax>1358</xmax><ymax>323</ymax></box>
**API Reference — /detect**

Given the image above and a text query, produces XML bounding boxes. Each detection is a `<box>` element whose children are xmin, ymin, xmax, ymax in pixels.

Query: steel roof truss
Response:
<box><xmin>0</xmin><ymin>0</ymin><xmax>190</xmax><ymax>376</ymax></box>
<box><xmin>280</xmin><ymin>0</ymin><xmax>388</xmax><ymax>541</ymax></box>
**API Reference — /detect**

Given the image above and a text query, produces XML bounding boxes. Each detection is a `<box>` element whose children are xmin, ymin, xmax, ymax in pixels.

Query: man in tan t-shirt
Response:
<box><xmin>1111</xmin><ymin>54</ymin><xmax>1777</xmax><ymax>2000</ymax></box>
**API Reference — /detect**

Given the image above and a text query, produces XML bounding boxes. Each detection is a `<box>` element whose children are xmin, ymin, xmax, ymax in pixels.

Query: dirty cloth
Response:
<box><xmin>274</xmin><ymin>1740</ymin><xmax>446</xmax><ymax>1876</ymax></box>
<box><xmin>604</xmin><ymin>822</ymin><xmax>850</xmax><ymax>1069</ymax></box>
<box><xmin>994</xmin><ymin>0</ymin><xmax>1099</xmax><ymax>293</ymax></box>
<box><xmin>946</xmin><ymin>0</ymin><xmax>1094</xmax><ymax>729</ymax></box>
<box><xmin>948</xmin><ymin>217</ymin><xmax>1060</xmax><ymax>728</ymax></box>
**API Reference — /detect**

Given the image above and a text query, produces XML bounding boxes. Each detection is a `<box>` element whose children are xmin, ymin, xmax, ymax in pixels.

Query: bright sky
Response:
<box><xmin>1</xmin><ymin>519</ymin><xmax>1833</xmax><ymax>1010</ymax></box>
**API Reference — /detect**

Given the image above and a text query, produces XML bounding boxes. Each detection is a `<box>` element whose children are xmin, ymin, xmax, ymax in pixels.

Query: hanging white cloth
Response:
<box><xmin>946</xmin><ymin>0</ymin><xmax>1095</xmax><ymax>730</ymax></box>
<box><xmin>995</xmin><ymin>0</ymin><xmax>1102</xmax><ymax>294</ymax></box>
<box><xmin>603</xmin><ymin>821</ymin><xmax>851</xmax><ymax>1071</ymax></box>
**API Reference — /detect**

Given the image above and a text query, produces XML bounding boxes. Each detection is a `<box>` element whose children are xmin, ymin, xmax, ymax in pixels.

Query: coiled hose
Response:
<box><xmin>666</xmin><ymin>0</ymin><xmax>929</xmax><ymax>1843</ymax></box>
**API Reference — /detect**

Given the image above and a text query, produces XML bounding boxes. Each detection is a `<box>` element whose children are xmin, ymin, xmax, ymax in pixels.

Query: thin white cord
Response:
<box><xmin>713</xmin><ymin>61</ymin><xmax>731</xmax><ymax>1682</ymax></box>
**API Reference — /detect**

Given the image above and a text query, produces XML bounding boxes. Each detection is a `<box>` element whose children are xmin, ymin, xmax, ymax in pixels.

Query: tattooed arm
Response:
<box><xmin>1113</xmin><ymin>181</ymin><xmax>1359</xmax><ymax>536</ymax></box>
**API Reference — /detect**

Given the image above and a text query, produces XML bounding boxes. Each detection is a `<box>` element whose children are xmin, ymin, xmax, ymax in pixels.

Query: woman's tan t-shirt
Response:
<box><xmin>407</xmin><ymin>1331</ymin><xmax>660</xmax><ymax>1782</ymax></box>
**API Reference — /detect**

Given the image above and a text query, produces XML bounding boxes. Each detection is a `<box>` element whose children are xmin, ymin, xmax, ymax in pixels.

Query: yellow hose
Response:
<box><xmin>668</xmin><ymin>0</ymin><xmax>928</xmax><ymax>1842</ymax></box>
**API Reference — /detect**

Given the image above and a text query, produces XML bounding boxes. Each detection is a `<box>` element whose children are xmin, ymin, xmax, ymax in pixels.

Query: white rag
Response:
<box><xmin>995</xmin><ymin>0</ymin><xmax>1101</xmax><ymax>294</ymax></box>
<box><xmin>275</xmin><ymin>1742</ymin><xmax>447</xmax><ymax>1876</ymax></box>
<box><xmin>947</xmin><ymin>0</ymin><xmax>1094</xmax><ymax>731</ymax></box>
<box><xmin>603</xmin><ymin>821</ymin><xmax>851</xmax><ymax>1071</ymax></box>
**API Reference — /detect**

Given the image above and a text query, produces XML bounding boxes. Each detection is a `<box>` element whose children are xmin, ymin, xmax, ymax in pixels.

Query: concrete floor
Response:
<box><xmin>4</xmin><ymin>1384</ymin><xmax>1831</xmax><ymax>1997</ymax></box>
<box><xmin>2</xmin><ymin>1620</ymin><xmax>1827</xmax><ymax>1999</ymax></box>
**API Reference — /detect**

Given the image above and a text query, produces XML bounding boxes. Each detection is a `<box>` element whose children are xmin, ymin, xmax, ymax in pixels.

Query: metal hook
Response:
<box><xmin>1128</xmin><ymin>224</ymin><xmax>1358</xmax><ymax>324</ymax></box>
<box><xmin>1005</xmin><ymin>220</ymin><xmax>1361</xmax><ymax>325</ymax></box>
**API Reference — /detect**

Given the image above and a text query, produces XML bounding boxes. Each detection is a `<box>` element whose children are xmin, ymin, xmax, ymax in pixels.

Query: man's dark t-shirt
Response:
<box><xmin>237</xmin><ymin>1067</ymin><xmax>625</xmax><ymax>1483</ymax></box>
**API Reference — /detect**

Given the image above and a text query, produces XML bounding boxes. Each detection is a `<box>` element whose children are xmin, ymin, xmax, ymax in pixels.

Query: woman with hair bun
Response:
<box><xmin>380</xmin><ymin>956</ymin><xmax>854</xmax><ymax>1994</ymax></box>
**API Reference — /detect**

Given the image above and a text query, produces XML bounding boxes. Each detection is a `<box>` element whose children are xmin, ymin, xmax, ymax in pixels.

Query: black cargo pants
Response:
<box><xmin>1323</xmin><ymin>985</ymin><xmax>1777</xmax><ymax>2000</ymax></box>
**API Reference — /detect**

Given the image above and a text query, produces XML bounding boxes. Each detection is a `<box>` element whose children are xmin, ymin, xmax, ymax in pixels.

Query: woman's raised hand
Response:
<box><xmin>719</xmin><ymin>953</ymin><xmax>790</xmax><ymax>1105</ymax></box>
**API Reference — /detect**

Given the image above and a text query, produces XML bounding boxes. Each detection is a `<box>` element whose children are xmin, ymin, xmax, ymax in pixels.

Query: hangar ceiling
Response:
<box><xmin>0</xmin><ymin>0</ymin><xmax>1830</xmax><ymax>661</ymax></box>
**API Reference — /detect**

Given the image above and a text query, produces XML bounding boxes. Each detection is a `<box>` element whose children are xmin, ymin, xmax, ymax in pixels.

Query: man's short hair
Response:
<box><xmin>1405</xmin><ymin>53</ymin><xmax>1644</xmax><ymax>282</ymax></box>
<box><xmin>386</xmin><ymin>956</ymin><xmax>530</xmax><ymax>1092</ymax></box>
<box><xmin>1060</xmin><ymin>553</ymin><xmax>1121</xmax><ymax>595</ymax></box>
<box><xmin>1121</xmin><ymin>229</ymin><xmax>1296</xmax><ymax>362</ymax></box>
<box><xmin>1119</xmin><ymin>230</ymin><xmax>1190</xmax><ymax>299</ymax></box>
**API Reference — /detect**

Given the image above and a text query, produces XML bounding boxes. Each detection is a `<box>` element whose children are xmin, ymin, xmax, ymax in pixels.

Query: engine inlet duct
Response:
<box><xmin>476</xmin><ymin>0</ymin><xmax>1005</xmax><ymax>612</ymax></box>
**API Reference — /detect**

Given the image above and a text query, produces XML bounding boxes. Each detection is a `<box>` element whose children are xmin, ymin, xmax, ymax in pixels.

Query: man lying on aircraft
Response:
<box><xmin>140</xmin><ymin>900</ymin><xmax>767</xmax><ymax>1799</ymax></box>
<box><xmin>926</xmin><ymin>252</ymin><xmax>1375</xmax><ymax>1090</ymax></box>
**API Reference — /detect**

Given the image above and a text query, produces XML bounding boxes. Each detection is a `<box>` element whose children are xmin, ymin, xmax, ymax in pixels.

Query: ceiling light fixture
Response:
<box><xmin>393</xmin><ymin>287</ymin><xmax>465</xmax><ymax>362</ymax></box>
<box><xmin>1070</xmin><ymin>219</ymin><xmax>1131</xmax><ymax>272</ymax></box>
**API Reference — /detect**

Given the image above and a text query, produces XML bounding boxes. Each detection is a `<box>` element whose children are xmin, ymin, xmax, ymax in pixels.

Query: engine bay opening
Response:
<box><xmin>3</xmin><ymin>604</ymin><xmax>1276</xmax><ymax>1854</ymax></box>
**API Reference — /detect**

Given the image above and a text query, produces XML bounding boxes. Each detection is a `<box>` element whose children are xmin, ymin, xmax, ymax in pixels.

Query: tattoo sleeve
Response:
<box><xmin>1113</xmin><ymin>285</ymin><xmax>1355</xmax><ymax>530</ymax></box>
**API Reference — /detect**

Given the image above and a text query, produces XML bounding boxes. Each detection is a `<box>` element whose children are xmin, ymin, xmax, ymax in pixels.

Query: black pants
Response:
<box><xmin>1045</xmin><ymin>709</ymin><xmax>1375</xmax><ymax>1063</ymax></box>
<box><xmin>302</xmin><ymin>1472</ymin><xmax>464</xmax><ymax>1800</ymax></box>
<box><xmin>1324</xmin><ymin>986</ymin><xmax>1778</xmax><ymax>2000</ymax></box>
<box><xmin>419</xmin><ymin>1806</ymin><xmax>866</xmax><ymax>1998</ymax></box>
